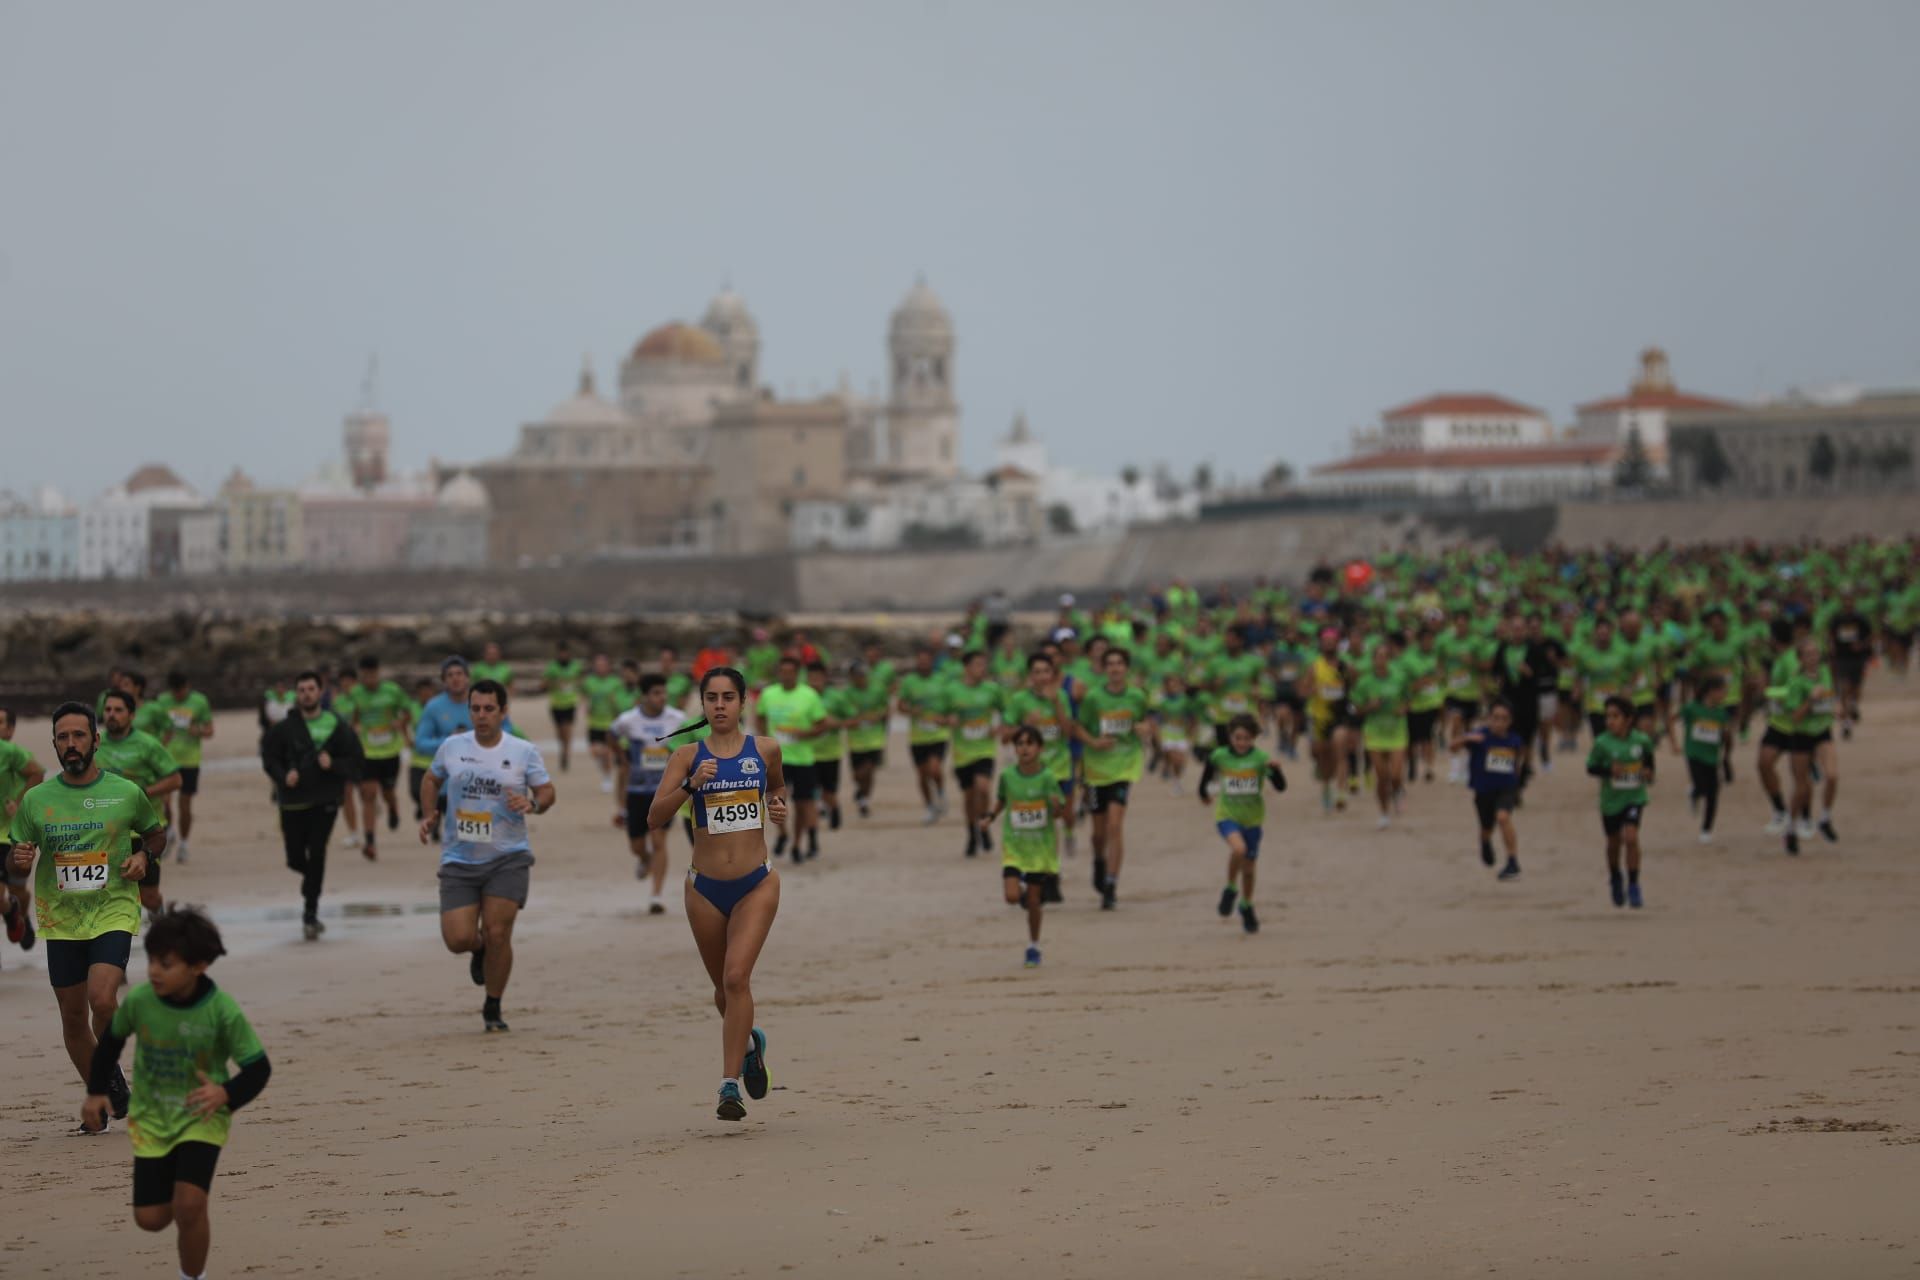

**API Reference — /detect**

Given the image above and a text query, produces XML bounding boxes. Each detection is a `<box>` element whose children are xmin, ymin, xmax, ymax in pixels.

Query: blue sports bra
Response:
<box><xmin>691</xmin><ymin>736</ymin><xmax>769</xmax><ymax>834</ymax></box>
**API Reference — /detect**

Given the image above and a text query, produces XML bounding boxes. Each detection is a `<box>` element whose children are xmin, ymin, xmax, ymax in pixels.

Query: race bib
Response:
<box><xmin>1610</xmin><ymin>764</ymin><xmax>1645</xmax><ymax>788</ymax></box>
<box><xmin>1810</xmin><ymin>696</ymin><xmax>1837</xmax><ymax>716</ymax></box>
<box><xmin>913</xmin><ymin>717</ymin><xmax>944</xmax><ymax>738</ymax></box>
<box><xmin>1447</xmin><ymin>671</ymin><xmax>1474</xmax><ymax>691</ymax></box>
<box><xmin>775</xmin><ymin>728</ymin><xmax>799</xmax><ymax>746</ymax></box>
<box><xmin>1221</xmin><ymin>694</ymin><xmax>1251</xmax><ymax>715</ymax></box>
<box><xmin>1098</xmin><ymin>715</ymin><xmax>1133</xmax><ymax>737</ymax></box>
<box><xmin>1690</xmin><ymin>722</ymin><xmax>1722</xmax><ymax>745</ymax></box>
<box><xmin>642</xmin><ymin>744</ymin><xmax>672</xmax><ymax>770</ymax></box>
<box><xmin>1317</xmin><ymin>684</ymin><xmax>1344</xmax><ymax>702</ymax></box>
<box><xmin>1223</xmin><ymin>774</ymin><xmax>1259</xmax><ymax>796</ymax></box>
<box><xmin>367</xmin><ymin>728</ymin><xmax>395</xmax><ymax>747</ymax></box>
<box><xmin>1161</xmin><ymin>737</ymin><xmax>1190</xmax><ymax>754</ymax></box>
<box><xmin>54</xmin><ymin>852</ymin><xmax>111</xmax><ymax>892</ymax></box>
<box><xmin>1838</xmin><ymin>626</ymin><xmax>1859</xmax><ymax>643</ymax></box>
<box><xmin>169</xmin><ymin>709</ymin><xmax>193</xmax><ymax>729</ymax></box>
<box><xmin>1008</xmin><ymin>801</ymin><xmax>1048</xmax><ymax>831</ymax></box>
<box><xmin>1035</xmin><ymin>721</ymin><xmax>1060</xmax><ymax>743</ymax></box>
<box><xmin>961</xmin><ymin>721</ymin><xmax>991</xmax><ymax>741</ymax></box>
<box><xmin>454</xmin><ymin>809</ymin><xmax>493</xmax><ymax>843</ymax></box>
<box><xmin>704</xmin><ymin>788</ymin><xmax>763</xmax><ymax>835</ymax></box>
<box><xmin>1485</xmin><ymin>749</ymin><xmax>1517</xmax><ymax>774</ymax></box>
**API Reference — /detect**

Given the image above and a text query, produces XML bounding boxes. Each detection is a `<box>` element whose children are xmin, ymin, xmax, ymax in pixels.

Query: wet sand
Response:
<box><xmin>4</xmin><ymin>692</ymin><xmax>1918</xmax><ymax>1278</ymax></box>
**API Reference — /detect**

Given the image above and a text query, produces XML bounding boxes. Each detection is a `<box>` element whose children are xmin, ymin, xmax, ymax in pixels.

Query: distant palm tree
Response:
<box><xmin>1121</xmin><ymin>465</ymin><xmax>1141</xmax><ymax>488</ymax></box>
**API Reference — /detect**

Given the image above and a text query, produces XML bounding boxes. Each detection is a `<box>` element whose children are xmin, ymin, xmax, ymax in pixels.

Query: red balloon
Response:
<box><xmin>1343</xmin><ymin>560</ymin><xmax>1374</xmax><ymax>591</ymax></box>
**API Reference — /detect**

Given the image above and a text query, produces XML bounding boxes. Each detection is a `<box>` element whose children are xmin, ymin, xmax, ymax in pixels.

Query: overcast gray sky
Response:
<box><xmin>4</xmin><ymin>0</ymin><xmax>1916</xmax><ymax>500</ymax></box>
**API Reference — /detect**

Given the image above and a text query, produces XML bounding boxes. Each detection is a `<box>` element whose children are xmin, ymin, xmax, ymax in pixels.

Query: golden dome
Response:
<box><xmin>631</xmin><ymin>322</ymin><xmax>725</xmax><ymax>364</ymax></box>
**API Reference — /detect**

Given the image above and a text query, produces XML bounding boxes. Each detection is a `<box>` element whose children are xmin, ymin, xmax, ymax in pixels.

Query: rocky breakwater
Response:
<box><xmin>0</xmin><ymin>609</ymin><xmax>914</xmax><ymax>715</ymax></box>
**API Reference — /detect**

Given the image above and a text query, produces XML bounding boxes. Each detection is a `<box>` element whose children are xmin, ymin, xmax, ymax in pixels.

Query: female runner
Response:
<box><xmin>649</xmin><ymin>667</ymin><xmax>787</xmax><ymax>1121</ymax></box>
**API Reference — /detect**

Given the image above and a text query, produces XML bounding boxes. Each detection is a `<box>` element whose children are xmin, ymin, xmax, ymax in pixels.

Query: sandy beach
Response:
<box><xmin>4</xmin><ymin>693</ymin><xmax>1918</xmax><ymax>1279</ymax></box>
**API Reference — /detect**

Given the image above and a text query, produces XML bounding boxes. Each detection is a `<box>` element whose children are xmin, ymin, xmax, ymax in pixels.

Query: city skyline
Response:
<box><xmin>4</xmin><ymin>2</ymin><xmax>1918</xmax><ymax>500</ymax></box>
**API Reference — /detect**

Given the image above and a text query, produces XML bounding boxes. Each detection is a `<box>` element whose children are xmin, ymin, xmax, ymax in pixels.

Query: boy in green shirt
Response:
<box><xmin>1002</xmin><ymin>651</ymin><xmax>1079</xmax><ymax>867</ymax></box>
<box><xmin>895</xmin><ymin>649</ymin><xmax>952</xmax><ymax>824</ymax></box>
<box><xmin>580</xmin><ymin>654</ymin><xmax>629</xmax><ymax>794</ymax></box>
<box><xmin>1669</xmin><ymin>676</ymin><xmax>1729</xmax><ymax>844</ymax></box>
<box><xmin>84</xmin><ymin>905</ymin><xmax>270</xmax><ymax>1280</ymax></box>
<box><xmin>983</xmin><ymin>726</ymin><xmax>1065</xmax><ymax>968</ymax></box>
<box><xmin>98</xmin><ymin>690</ymin><xmax>182</xmax><ymax>916</ymax></box>
<box><xmin>756</xmin><ymin>655</ymin><xmax>828</xmax><ymax>862</ymax></box>
<box><xmin>841</xmin><ymin>663</ymin><xmax>892</xmax><ymax>819</ymax></box>
<box><xmin>1197</xmin><ymin>715</ymin><xmax>1287</xmax><ymax>934</ymax></box>
<box><xmin>344</xmin><ymin>655</ymin><xmax>413</xmax><ymax>861</ymax></box>
<box><xmin>542</xmin><ymin>642</ymin><xmax>584</xmax><ymax>773</ymax></box>
<box><xmin>1586</xmin><ymin>696</ymin><xmax>1656</xmax><ymax>909</ymax></box>
<box><xmin>947</xmin><ymin>650</ymin><xmax>1006</xmax><ymax>859</ymax></box>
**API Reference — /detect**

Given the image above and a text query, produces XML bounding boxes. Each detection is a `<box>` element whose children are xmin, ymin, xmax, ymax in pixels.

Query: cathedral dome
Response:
<box><xmin>436</xmin><ymin>472</ymin><xmax>490</xmax><ymax>510</ymax></box>
<box><xmin>889</xmin><ymin>277</ymin><xmax>952</xmax><ymax>342</ymax></box>
<box><xmin>541</xmin><ymin>360</ymin><xmax>628</xmax><ymax>425</ymax></box>
<box><xmin>631</xmin><ymin>322</ymin><xmax>726</xmax><ymax>364</ymax></box>
<box><xmin>703</xmin><ymin>289</ymin><xmax>757</xmax><ymax>339</ymax></box>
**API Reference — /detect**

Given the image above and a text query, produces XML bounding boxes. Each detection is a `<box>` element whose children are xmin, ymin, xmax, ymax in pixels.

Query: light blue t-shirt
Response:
<box><xmin>428</xmin><ymin>731</ymin><xmax>551</xmax><ymax>866</ymax></box>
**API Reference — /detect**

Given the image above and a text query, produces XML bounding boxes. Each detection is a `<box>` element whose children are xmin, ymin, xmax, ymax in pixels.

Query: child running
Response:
<box><xmin>1586</xmin><ymin>695</ymin><xmax>1656</xmax><ymax>909</ymax></box>
<box><xmin>1196</xmin><ymin>714</ymin><xmax>1288</xmax><ymax>934</ymax></box>
<box><xmin>1670</xmin><ymin>675</ymin><xmax>1730</xmax><ymax>844</ymax></box>
<box><xmin>981</xmin><ymin>725</ymin><xmax>1064</xmax><ymax>967</ymax></box>
<box><xmin>1452</xmin><ymin>699</ymin><xmax>1524</xmax><ymax>880</ymax></box>
<box><xmin>83</xmin><ymin>906</ymin><xmax>270</xmax><ymax>1280</ymax></box>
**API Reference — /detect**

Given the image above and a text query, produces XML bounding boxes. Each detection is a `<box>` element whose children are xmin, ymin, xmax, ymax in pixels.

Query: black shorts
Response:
<box><xmin>1003</xmin><ymin>867</ymin><xmax>1060</xmax><ymax>896</ymax></box>
<box><xmin>955</xmin><ymin>758</ymin><xmax>994</xmax><ymax>789</ymax></box>
<box><xmin>46</xmin><ymin>931</ymin><xmax>134</xmax><ymax>988</ymax></box>
<box><xmin>587</xmin><ymin>727</ymin><xmax>610</xmax><ymax>746</ymax></box>
<box><xmin>1273</xmin><ymin>690</ymin><xmax>1305</xmax><ymax>713</ymax></box>
<box><xmin>910</xmin><ymin>742</ymin><xmax>948</xmax><ymax>766</ymax></box>
<box><xmin>1407</xmin><ymin>708</ymin><xmax>1439</xmax><ymax>744</ymax></box>
<box><xmin>849</xmin><ymin>749</ymin><xmax>884</xmax><ymax>770</ymax></box>
<box><xmin>176</xmin><ymin>767</ymin><xmax>201</xmax><ymax>797</ymax></box>
<box><xmin>1473</xmin><ymin>789</ymin><xmax>1519</xmax><ymax>829</ymax></box>
<box><xmin>814</xmin><ymin>758</ymin><xmax>842</xmax><ymax>795</ymax></box>
<box><xmin>551</xmin><ymin>705</ymin><xmax>577</xmax><ymax>726</ymax></box>
<box><xmin>1834</xmin><ymin>657</ymin><xmax>1868</xmax><ymax>686</ymax></box>
<box><xmin>362</xmin><ymin>756</ymin><xmax>401</xmax><ymax>787</ymax></box>
<box><xmin>1760</xmin><ymin>726</ymin><xmax>1796</xmax><ymax>752</ymax></box>
<box><xmin>626</xmin><ymin>791</ymin><xmax>658</xmax><ymax>834</ymax></box>
<box><xmin>1794</xmin><ymin>729</ymin><xmax>1833</xmax><ymax>754</ymax></box>
<box><xmin>1087</xmin><ymin>781</ymin><xmax>1132</xmax><ymax>813</ymax></box>
<box><xmin>133</xmin><ymin>1141</ymin><xmax>222</xmax><ymax>1207</ymax></box>
<box><xmin>1601</xmin><ymin>805</ymin><xmax>1644</xmax><ymax>836</ymax></box>
<box><xmin>1588</xmin><ymin>712</ymin><xmax>1608</xmax><ymax>740</ymax></box>
<box><xmin>785</xmin><ymin>762</ymin><xmax>819</xmax><ymax>801</ymax></box>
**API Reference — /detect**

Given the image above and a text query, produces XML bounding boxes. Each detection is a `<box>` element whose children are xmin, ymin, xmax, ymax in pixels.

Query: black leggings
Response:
<box><xmin>280</xmin><ymin>805</ymin><xmax>339</xmax><ymax>919</ymax></box>
<box><xmin>1687</xmin><ymin>758</ymin><xmax>1720</xmax><ymax>833</ymax></box>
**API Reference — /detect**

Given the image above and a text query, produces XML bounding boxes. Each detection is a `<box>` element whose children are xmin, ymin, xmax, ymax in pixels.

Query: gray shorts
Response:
<box><xmin>437</xmin><ymin>851</ymin><xmax>535</xmax><ymax>912</ymax></box>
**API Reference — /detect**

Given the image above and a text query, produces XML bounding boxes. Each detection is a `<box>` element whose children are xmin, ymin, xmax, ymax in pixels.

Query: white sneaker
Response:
<box><xmin>1763</xmin><ymin>813</ymin><xmax>1788</xmax><ymax>835</ymax></box>
<box><xmin>922</xmin><ymin>806</ymin><xmax>939</xmax><ymax>826</ymax></box>
<box><xmin>599</xmin><ymin>776</ymin><xmax>614</xmax><ymax>794</ymax></box>
<box><xmin>648</xmin><ymin>894</ymin><xmax>666</xmax><ymax>916</ymax></box>
<box><xmin>1698</xmin><ymin>831</ymin><xmax>1713</xmax><ymax>844</ymax></box>
<box><xmin>1376</xmin><ymin>815</ymin><xmax>1391</xmax><ymax>831</ymax></box>
<box><xmin>1794</xmin><ymin>817</ymin><xmax>1816</xmax><ymax>839</ymax></box>
<box><xmin>174</xmin><ymin>837</ymin><xmax>189</xmax><ymax>864</ymax></box>
<box><xmin>1539</xmin><ymin>760</ymin><xmax>1553</xmax><ymax>776</ymax></box>
<box><xmin>340</xmin><ymin>830</ymin><xmax>362</xmax><ymax>849</ymax></box>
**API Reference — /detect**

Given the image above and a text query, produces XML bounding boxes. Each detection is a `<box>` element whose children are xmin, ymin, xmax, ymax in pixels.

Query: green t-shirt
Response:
<box><xmin>896</xmin><ymin>673</ymin><xmax>951</xmax><ymax>746</ymax></box>
<box><xmin>1395</xmin><ymin>648</ymin><xmax>1445</xmax><ymax>713</ymax></box>
<box><xmin>1617</xmin><ymin>631</ymin><xmax>1660</xmax><ymax>706</ymax></box>
<box><xmin>9</xmin><ymin>772</ymin><xmax>164</xmax><ymax>942</ymax></box>
<box><xmin>581</xmin><ymin>674</ymin><xmax>628</xmax><ymax>730</ymax></box>
<box><xmin>996</xmin><ymin>764</ymin><xmax>1060</xmax><ymax>875</ymax></box>
<box><xmin>0</xmin><ymin>739</ymin><xmax>37</xmax><ymax>817</ymax></box>
<box><xmin>946</xmin><ymin>680</ymin><xmax>1005</xmax><ymax>765</ymax></box>
<box><xmin>1435</xmin><ymin>629</ymin><xmax>1489</xmax><ymax>699</ymax></box>
<box><xmin>96</xmin><ymin>729</ymin><xmax>180</xmax><ymax>795</ymax></box>
<box><xmin>1209</xmin><ymin>745</ymin><xmax>1274</xmax><ymax>828</ymax></box>
<box><xmin>1076</xmin><ymin>684</ymin><xmax>1151</xmax><ymax>786</ymax></box>
<box><xmin>469</xmin><ymin>661</ymin><xmax>514</xmax><ymax>688</ymax></box>
<box><xmin>1003</xmin><ymin>687</ymin><xmax>1073</xmax><ymax>781</ymax></box>
<box><xmin>840</xmin><ymin>683</ymin><xmax>891</xmax><ymax>754</ymax></box>
<box><xmin>1154</xmin><ymin>693</ymin><xmax>1201</xmax><ymax>740</ymax></box>
<box><xmin>145</xmin><ymin>691</ymin><xmax>213</xmax><ymax>768</ymax></box>
<box><xmin>665</xmin><ymin>671</ymin><xmax>693</xmax><ymax>710</ymax></box>
<box><xmin>756</xmin><ymin>683</ymin><xmax>828</xmax><ymax>767</ymax></box>
<box><xmin>991</xmin><ymin>647</ymin><xmax>1025</xmax><ymax>688</ymax></box>
<box><xmin>1687</xmin><ymin>632</ymin><xmax>1745</xmax><ymax>687</ymax></box>
<box><xmin>1679</xmin><ymin>701</ymin><xmax>1728</xmax><ymax>766</ymax></box>
<box><xmin>543</xmin><ymin>659</ymin><xmax>583</xmax><ymax>710</ymax></box>
<box><xmin>867</xmin><ymin>659</ymin><xmax>898</xmax><ymax>695</ymax></box>
<box><xmin>1204</xmin><ymin>652</ymin><xmax>1270</xmax><ymax>723</ymax></box>
<box><xmin>344</xmin><ymin>680</ymin><xmax>411</xmax><ymax>761</ymax></box>
<box><xmin>1350</xmin><ymin>671</ymin><xmax>1410</xmax><ymax>749</ymax></box>
<box><xmin>743</xmin><ymin>644</ymin><xmax>783</xmax><ymax>691</ymax></box>
<box><xmin>1587</xmin><ymin>731</ymin><xmax>1655</xmax><ymax>814</ymax></box>
<box><xmin>1576</xmin><ymin>640</ymin><xmax>1632</xmax><ymax>714</ymax></box>
<box><xmin>111</xmin><ymin>979</ymin><xmax>266</xmax><ymax>1158</ymax></box>
<box><xmin>805</xmin><ymin>687</ymin><xmax>847</xmax><ymax>761</ymax></box>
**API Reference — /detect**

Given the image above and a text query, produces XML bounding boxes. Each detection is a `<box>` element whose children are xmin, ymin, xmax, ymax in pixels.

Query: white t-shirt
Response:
<box><xmin>429</xmin><ymin>732</ymin><xmax>551</xmax><ymax>865</ymax></box>
<box><xmin>610</xmin><ymin>706</ymin><xmax>688</xmax><ymax>793</ymax></box>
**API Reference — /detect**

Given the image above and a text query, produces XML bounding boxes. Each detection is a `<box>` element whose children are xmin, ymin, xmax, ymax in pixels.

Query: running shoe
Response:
<box><xmin>174</xmin><ymin>837</ymin><xmax>190</xmax><ymax>864</ymax></box>
<box><xmin>649</xmin><ymin>895</ymin><xmax>666</xmax><ymax>915</ymax></box>
<box><xmin>302</xmin><ymin>918</ymin><xmax>322</xmax><ymax>942</ymax></box>
<box><xmin>1498</xmin><ymin>859</ymin><xmax>1521</xmax><ymax>881</ymax></box>
<box><xmin>1698</xmin><ymin>831</ymin><xmax>1714</xmax><ymax>845</ymax></box>
<box><xmin>1239</xmin><ymin>903</ymin><xmax>1259</xmax><ymax>933</ymax></box>
<box><xmin>980</xmin><ymin>828</ymin><xmax>992</xmax><ymax>853</ymax></box>
<box><xmin>387</xmin><ymin>808</ymin><xmax>400</xmax><ymax>831</ymax></box>
<box><xmin>1785</xmin><ymin>830</ymin><xmax>1800</xmax><ymax>856</ymax></box>
<box><xmin>1764</xmin><ymin>812</ymin><xmax>1789</xmax><ymax>836</ymax></box>
<box><xmin>363</xmin><ymin>836</ymin><xmax>378</xmax><ymax>862</ymax></box>
<box><xmin>1100</xmin><ymin>882</ymin><xmax>1117</xmax><ymax>911</ymax></box>
<box><xmin>1627</xmin><ymin>883</ymin><xmax>1644</xmax><ymax>910</ymax></box>
<box><xmin>1218</xmin><ymin>886</ymin><xmax>1238</xmax><ymax>917</ymax></box>
<box><xmin>600</xmin><ymin>777</ymin><xmax>614</xmax><ymax>794</ymax></box>
<box><xmin>19</xmin><ymin>910</ymin><xmax>35</xmax><ymax>950</ymax></box>
<box><xmin>1375</xmin><ymin>815</ymin><xmax>1390</xmax><ymax>831</ymax></box>
<box><xmin>3</xmin><ymin>897</ymin><xmax>22</xmax><ymax>944</ymax></box>
<box><xmin>1480</xmin><ymin>839</ymin><xmax>1495</xmax><ymax>867</ymax></box>
<box><xmin>483</xmin><ymin>1008</ymin><xmax>509</xmax><ymax>1033</ymax></box>
<box><xmin>716</xmin><ymin>1081</ymin><xmax>747</xmax><ymax>1121</ymax></box>
<box><xmin>966</xmin><ymin>828</ymin><xmax>979</xmax><ymax>858</ymax></box>
<box><xmin>1609</xmin><ymin>874</ymin><xmax>1626</xmax><ymax>908</ymax></box>
<box><xmin>773</xmin><ymin>832</ymin><xmax>788</xmax><ymax>857</ymax></box>
<box><xmin>1024</xmin><ymin>946</ymin><xmax>1041</xmax><ymax>968</ymax></box>
<box><xmin>1091</xmin><ymin>855</ymin><xmax>1107</xmax><ymax>892</ymax></box>
<box><xmin>1819</xmin><ymin>819</ymin><xmax>1838</xmax><ymax>843</ymax></box>
<box><xmin>743</xmin><ymin>1028</ymin><xmax>770</xmax><ymax>1099</ymax></box>
<box><xmin>470</xmin><ymin>945</ymin><xmax>487</xmax><ymax>986</ymax></box>
<box><xmin>340</xmin><ymin>830</ymin><xmax>362</xmax><ymax>849</ymax></box>
<box><xmin>76</xmin><ymin>1117</ymin><xmax>110</xmax><ymax>1136</ymax></box>
<box><xmin>921</xmin><ymin>806</ymin><xmax>939</xmax><ymax>826</ymax></box>
<box><xmin>1794</xmin><ymin>817</ymin><xmax>1816</xmax><ymax>840</ymax></box>
<box><xmin>857</xmin><ymin>800</ymin><xmax>870</xmax><ymax>819</ymax></box>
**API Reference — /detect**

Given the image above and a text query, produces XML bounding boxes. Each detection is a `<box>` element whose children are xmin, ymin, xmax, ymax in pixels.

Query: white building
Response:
<box><xmin>0</xmin><ymin>486</ymin><xmax>79</xmax><ymax>582</ymax></box>
<box><xmin>791</xmin><ymin>466</ymin><xmax>1044</xmax><ymax>551</ymax></box>
<box><xmin>78</xmin><ymin>465</ymin><xmax>209</xmax><ymax>580</ymax></box>
<box><xmin>1309</xmin><ymin>392</ymin><xmax>1617</xmax><ymax>508</ymax></box>
<box><xmin>1571</xmin><ymin>348</ymin><xmax>1737</xmax><ymax>475</ymax></box>
<box><xmin>407</xmin><ymin>472</ymin><xmax>492</xmax><ymax>568</ymax></box>
<box><xmin>991</xmin><ymin>412</ymin><xmax>1199</xmax><ymax>535</ymax></box>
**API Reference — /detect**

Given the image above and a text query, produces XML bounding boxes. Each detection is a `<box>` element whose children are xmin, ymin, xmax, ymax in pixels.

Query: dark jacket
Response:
<box><xmin>261</xmin><ymin>709</ymin><xmax>363</xmax><ymax>809</ymax></box>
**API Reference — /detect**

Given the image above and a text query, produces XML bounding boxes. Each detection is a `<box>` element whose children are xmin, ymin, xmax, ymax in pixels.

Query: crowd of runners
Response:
<box><xmin>1</xmin><ymin>536</ymin><xmax>1913</xmax><ymax>1278</ymax></box>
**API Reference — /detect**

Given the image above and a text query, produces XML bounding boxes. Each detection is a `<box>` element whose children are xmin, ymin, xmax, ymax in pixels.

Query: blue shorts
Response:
<box><xmin>1057</xmin><ymin>779</ymin><xmax>1075</xmax><ymax>799</ymax></box>
<box><xmin>1215</xmin><ymin>820</ymin><xmax>1264</xmax><ymax>860</ymax></box>
<box><xmin>690</xmin><ymin>862</ymin><xmax>771</xmax><ymax>917</ymax></box>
